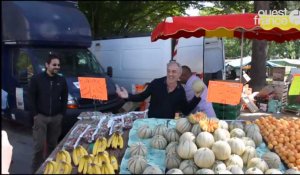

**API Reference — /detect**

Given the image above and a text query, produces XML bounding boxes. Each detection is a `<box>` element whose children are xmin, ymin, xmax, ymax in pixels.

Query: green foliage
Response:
<box><xmin>78</xmin><ymin>1</ymin><xmax>300</xmax><ymax>59</ymax></box>
<box><xmin>78</xmin><ymin>1</ymin><xmax>204</xmax><ymax>39</ymax></box>
<box><xmin>199</xmin><ymin>1</ymin><xmax>300</xmax><ymax>59</ymax></box>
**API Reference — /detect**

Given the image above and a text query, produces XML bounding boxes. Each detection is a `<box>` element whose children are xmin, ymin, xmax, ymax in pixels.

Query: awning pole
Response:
<box><xmin>240</xmin><ymin>31</ymin><xmax>244</xmax><ymax>82</ymax></box>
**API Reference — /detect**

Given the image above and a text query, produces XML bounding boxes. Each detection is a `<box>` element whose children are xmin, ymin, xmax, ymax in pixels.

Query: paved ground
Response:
<box><xmin>2</xmin><ymin>118</ymin><xmax>33</xmax><ymax>174</ymax></box>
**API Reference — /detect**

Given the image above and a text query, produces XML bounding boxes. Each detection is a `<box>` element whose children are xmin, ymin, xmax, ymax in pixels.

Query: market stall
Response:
<box><xmin>36</xmin><ymin>110</ymin><xmax>300</xmax><ymax>174</ymax></box>
<box><xmin>35</xmin><ymin>110</ymin><xmax>147</xmax><ymax>174</ymax></box>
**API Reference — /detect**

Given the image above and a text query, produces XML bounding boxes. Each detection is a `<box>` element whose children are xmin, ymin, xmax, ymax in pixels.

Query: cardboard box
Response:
<box><xmin>272</xmin><ymin>67</ymin><xmax>285</xmax><ymax>81</ymax></box>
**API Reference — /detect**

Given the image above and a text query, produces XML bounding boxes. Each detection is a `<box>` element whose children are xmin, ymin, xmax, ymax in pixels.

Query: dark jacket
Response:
<box><xmin>29</xmin><ymin>72</ymin><xmax>68</xmax><ymax>117</ymax></box>
<box><xmin>128</xmin><ymin>77</ymin><xmax>201</xmax><ymax>118</ymax></box>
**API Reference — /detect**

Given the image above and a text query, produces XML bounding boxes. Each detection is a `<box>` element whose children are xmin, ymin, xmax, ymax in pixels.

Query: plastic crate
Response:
<box><xmin>213</xmin><ymin>103</ymin><xmax>241</xmax><ymax>120</ymax></box>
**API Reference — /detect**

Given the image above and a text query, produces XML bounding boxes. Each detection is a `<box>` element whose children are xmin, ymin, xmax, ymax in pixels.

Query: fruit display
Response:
<box><xmin>187</xmin><ymin>112</ymin><xmax>207</xmax><ymax>124</ymax></box>
<box><xmin>41</xmin><ymin>109</ymin><xmax>299</xmax><ymax>174</ymax></box>
<box><xmin>255</xmin><ymin>116</ymin><xmax>300</xmax><ymax>170</ymax></box>
<box><xmin>39</xmin><ymin>110</ymin><xmax>149</xmax><ymax>174</ymax></box>
<box><xmin>107</xmin><ymin>132</ymin><xmax>124</xmax><ymax>149</ymax></box>
<box><xmin>143</xmin><ymin>165</ymin><xmax>164</xmax><ymax>174</ymax></box>
<box><xmin>72</xmin><ymin>145</ymin><xmax>88</xmax><ymax>166</ymax></box>
<box><xmin>199</xmin><ymin>118</ymin><xmax>219</xmax><ymax>132</ymax></box>
<box><xmin>129</xmin><ymin>142</ymin><xmax>147</xmax><ymax>157</ymax></box>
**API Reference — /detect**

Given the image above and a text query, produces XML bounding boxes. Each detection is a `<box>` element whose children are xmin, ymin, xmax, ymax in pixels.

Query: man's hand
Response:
<box><xmin>116</xmin><ymin>84</ymin><xmax>129</xmax><ymax>99</ymax></box>
<box><xmin>2</xmin><ymin>130</ymin><xmax>13</xmax><ymax>174</ymax></box>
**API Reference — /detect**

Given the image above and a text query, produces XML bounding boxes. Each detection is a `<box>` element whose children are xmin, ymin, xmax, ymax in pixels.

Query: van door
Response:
<box><xmin>11</xmin><ymin>49</ymin><xmax>35</xmax><ymax>124</ymax></box>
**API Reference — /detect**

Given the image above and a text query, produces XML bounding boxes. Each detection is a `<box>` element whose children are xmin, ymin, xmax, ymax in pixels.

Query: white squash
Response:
<box><xmin>196</xmin><ymin>169</ymin><xmax>214</xmax><ymax>174</ymax></box>
<box><xmin>143</xmin><ymin>165</ymin><xmax>163</xmax><ymax>174</ymax></box>
<box><xmin>215</xmin><ymin>170</ymin><xmax>232</xmax><ymax>174</ymax></box>
<box><xmin>227</xmin><ymin>137</ymin><xmax>245</xmax><ymax>156</ymax></box>
<box><xmin>229</xmin><ymin>121</ymin><xmax>244</xmax><ymax>131</ymax></box>
<box><xmin>128</xmin><ymin>155</ymin><xmax>148</xmax><ymax>174</ymax></box>
<box><xmin>246</xmin><ymin>131</ymin><xmax>262</xmax><ymax>147</ymax></box>
<box><xmin>179</xmin><ymin>132</ymin><xmax>195</xmax><ymax>143</ymax></box>
<box><xmin>244</xmin><ymin>123</ymin><xmax>260</xmax><ymax>134</ymax></box>
<box><xmin>193</xmin><ymin>148</ymin><xmax>215</xmax><ymax>168</ymax></box>
<box><xmin>130</xmin><ymin>142</ymin><xmax>147</xmax><ymax>157</ymax></box>
<box><xmin>225</xmin><ymin>154</ymin><xmax>243</xmax><ymax>169</ymax></box>
<box><xmin>196</xmin><ymin>131</ymin><xmax>215</xmax><ymax>148</ymax></box>
<box><xmin>262</xmin><ymin>152</ymin><xmax>281</xmax><ymax>169</ymax></box>
<box><xmin>247</xmin><ymin>157</ymin><xmax>269</xmax><ymax>173</ymax></box>
<box><xmin>153</xmin><ymin>124</ymin><xmax>168</xmax><ymax>136</ymax></box>
<box><xmin>166</xmin><ymin>168</ymin><xmax>183</xmax><ymax>174</ymax></box>
<box><xmin>214</xmin><ymin>128</ymin><xmax>230</xmax><ymax>141</ymax></box>
<box><xmin>212</xmin><ymin>160</ymin><xmax>227</xmax><ymax>172</ymax></box>
<box><xmin>218</xmin><ymin>120</ymin><xmax>229</xmax><ymax>130</ymax></box>
<box><xmin>212</xmin><ymin>140</ymin><xmax>231</xmax><ymax>160</ymax></box>
<box><xmin>176</xmin><ymin>118</ymin><xmax>192</xmax><ymax>134</ymax></box>
<box><xmin>138</xmin><ymin>125</ymin><xmax>153</xmax><ymax>139</ymax></box>
<box><xmin>166</xmin><ymin>142</ymin><xmax>178</xmax><ymax>155</ymax></box>
<box><xmin>265</xmin><ymin>169</ymin><xmax>282</xmax><ymax>174</ymax></box>
<box><xmin>245</xmin><ymin>167</ymin><xmax>263</xmax><ymax>174</ymax></box>
<box><xmin>191</xmin><ymin>124</ymin><xmax>202</xmax><ymax>136</ymax></box>
<box><xmin>179</xmin><ymin>160</ymin><xmax>198</xmax><ymax>174</ymax></box>
<box><xmin>165</xmin><ymin>128</ymin><xmax>180</xmax><ymax>143</ymax></box>
<box><xmin>177</xmin><ymin>139</ymin><xmax>197</xmax><ymax>159</ymax></box>
<box><xmin>151</xmin><ymin>135</ymin><xmax>167</xmax><ymax>149</ymax></box>
<box><xmin>241</xmin><ymin>137</ymin><xmax>256</xmax><ymax>148</ymax></box>
<box><xmin>227</xmin><ymin>165</ymin><xmax>244</xmax><ymax>174</ymax></box>
<box><xmin>285</xmin><ymin>168</ymin><xmax>300</xmax><ymax>174</ymax></box>
<box><xmin>241</xmin><ymin>146</ymin><xmax>257</xmax><ymax>165</ymax></box>
<box><xmin>165</xmin><ymin>154</ymin><xmax>181</xmax><ymax>169</ymax></box>
<box><xmin>230</xmin><ymin>128</ymin><xmax>245</xmax><ymax>138</ymax></box>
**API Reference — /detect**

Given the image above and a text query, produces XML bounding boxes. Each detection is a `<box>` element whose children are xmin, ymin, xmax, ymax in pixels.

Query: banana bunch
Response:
<box><xmin>55</xmin><ymin>160</ymin><xmax>73</xmax><ymax>174</ymax></box>
<box><xmin>94</xmin><ymin>151</ymin><xmax>110</xmax><ymax>166</ymax></box>
<box><xmin>78</xmin><ymin>154</ymin><xmax>94</xmax><ymax>174</ymax></box>
<box><xmin>55</xmin><ymin>149</ymin><xmax>72</xmax><ymax>164</ymax></box>
<box><xmin>92</xmin><ymin>137</ymin><xmax>107</xmax><ymax>155</ymax></box>
<box><xmin>86</xmin><ymin>163</ymin><xmax>102</xmax><ymax>174</ymax></box>
<box><xmin>72</xmin><ymin>145</ymin><xmax>88</xmax><ymax>166</ymax></box>
<box><xmin>43</xmin><ymin>160</ymin><xmax>58</xmax><ymax>174</ymax></box>
<box><xmin>107</xmin><ymin>133</ymin><xmax>124</xmax><ymax>149</ymax></box>
<box><xmin>99</xmin><ymin>162</ymin><xmax>115</xmax><ymax>174</ymax></box>
<box><xmin>110</xmin><ymin>155</ymin><xmax>119</xmax><ymax>171</ymax></box>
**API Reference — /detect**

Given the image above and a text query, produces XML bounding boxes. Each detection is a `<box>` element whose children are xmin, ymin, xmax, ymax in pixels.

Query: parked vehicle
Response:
<box><xmin>2</xmin><ymin>1</ymin><xmax>124</xmax><ymax>137</ymax></box>
<box><xmin>90</xmin><ymin>36</ymin><xmax>225</xmax><ymax>92</ymax></box>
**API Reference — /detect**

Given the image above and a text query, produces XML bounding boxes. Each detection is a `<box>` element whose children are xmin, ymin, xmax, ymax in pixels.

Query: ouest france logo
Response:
<box><xmin>253</xmin><ymin>9</ymin><xmax>300</xmax><ymax>29</ymax></box>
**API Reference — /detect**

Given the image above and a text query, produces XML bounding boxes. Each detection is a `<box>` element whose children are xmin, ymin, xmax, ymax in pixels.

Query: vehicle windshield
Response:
<box><xmin>32</xmin><ymin>48</ymin><xmax>105</xmax><ymax>76</ymax></box>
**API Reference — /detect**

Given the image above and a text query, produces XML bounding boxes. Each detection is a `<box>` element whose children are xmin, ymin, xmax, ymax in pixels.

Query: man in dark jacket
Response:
<box><xmin>29</xmin><ymin>54</ymin><xmax>68</xmax><ymax>173</ymax></box>
<box><xmin>116</xmin><ymin>61</ymin><xmax>202</xmax><ymax>118</ymax></box>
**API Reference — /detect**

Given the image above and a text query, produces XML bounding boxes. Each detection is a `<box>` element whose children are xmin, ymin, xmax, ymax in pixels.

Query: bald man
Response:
<box><xmin>116</xmin><ymin>61</ymin><xmax>201</xmax><ymax>119</ymax></box>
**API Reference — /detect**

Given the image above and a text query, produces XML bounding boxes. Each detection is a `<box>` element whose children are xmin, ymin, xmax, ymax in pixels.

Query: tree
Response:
<box><xmin>249</xmin><ymin>2</ymin><xmax>270</xmax><ymax>91</ymax></box>
<box><xmin>78</xmin><ymin>1</ymin><xmax>204</xmax><ymax>39</ymax></box>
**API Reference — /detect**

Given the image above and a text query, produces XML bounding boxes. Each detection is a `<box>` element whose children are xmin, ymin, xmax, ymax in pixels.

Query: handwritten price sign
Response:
<box><xmin>78</xmin><ymin>77</ymin><xmax>108</xmax><ymax>100</ymax></box>
<box><xmin>207</xmin><ymin>80</ymin><xmax>243</xmax><ymax>105</ymax></box>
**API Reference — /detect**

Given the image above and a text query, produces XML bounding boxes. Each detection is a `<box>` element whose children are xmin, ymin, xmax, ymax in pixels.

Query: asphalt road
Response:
<box><xmin>2</xmin><ymin>118</ymin><xmax>33</xmax><ymax>174</ymax></box>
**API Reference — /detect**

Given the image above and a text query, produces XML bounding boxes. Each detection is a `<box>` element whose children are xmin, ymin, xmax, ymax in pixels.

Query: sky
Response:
<box><xmin>185</xmin><ymin>2</ymin><xmax>214</xmax><ymax>16</ymax></box>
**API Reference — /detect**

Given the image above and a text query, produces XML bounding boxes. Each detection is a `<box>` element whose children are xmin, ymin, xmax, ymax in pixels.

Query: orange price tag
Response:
<box><xmin>207</xmin><ymin>80</ymin><xmax>243</xmax><ymax>105</ymax></box>
<box><xmin>78</xmin><ymin>77</ymin><xmax>108</xmax><ymax>100</ymax></box>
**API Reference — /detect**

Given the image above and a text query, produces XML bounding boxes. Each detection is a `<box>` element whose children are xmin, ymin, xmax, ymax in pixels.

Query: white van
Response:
<box><xmin>90</xmin><ymin>36</ymin><xmax>224</xmax><ymax>92</ymax></box>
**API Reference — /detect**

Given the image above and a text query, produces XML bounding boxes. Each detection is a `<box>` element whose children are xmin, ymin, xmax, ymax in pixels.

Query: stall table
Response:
<box><xmin>35</xmin><ymin>119</ymin><xmax>130</xmax><ymax>174</ymax></box>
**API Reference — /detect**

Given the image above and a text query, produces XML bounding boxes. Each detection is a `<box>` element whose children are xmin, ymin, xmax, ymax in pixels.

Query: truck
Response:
<box><xmin>90</xmin><ymin>36</ymin><xmax>225</xmax><ymax>92</ymax></box>
<box><xmin>2</xmin><ymin>1</ymin><xmax>124</xmax><ymax>137</ymax></box>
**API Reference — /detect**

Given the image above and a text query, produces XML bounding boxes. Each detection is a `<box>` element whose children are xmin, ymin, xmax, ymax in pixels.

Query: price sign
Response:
<box><xmin>207</xmin><ymin>80</ymin><xmax>243</xmax><ymax>105</ymax></box>
<box><xmin>78</xmin><ymin>77</ymin><xmax>108</xmax><ymax>100</ymax></box>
